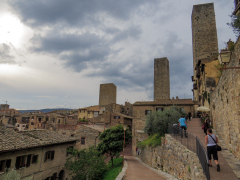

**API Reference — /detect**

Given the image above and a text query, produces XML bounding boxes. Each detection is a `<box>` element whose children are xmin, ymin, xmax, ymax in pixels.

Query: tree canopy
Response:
<box><xmin>65</xmin><ymin>147</ymin><xmax>107</xmax><ymax>180</ymax></box>
<box><xmin>97</xmin><ymin>125</ymin><xmax>131</xmax><ymax>167</ymax></box>
<box><xmin>144</xmin><ymin>106</ymin><xmax>186</xmax><ymax>136</ymax></box>
<box><xmin>228</xmin><ymin>15</ymin><xmax>240</xmax><ymax>36</ymax></box>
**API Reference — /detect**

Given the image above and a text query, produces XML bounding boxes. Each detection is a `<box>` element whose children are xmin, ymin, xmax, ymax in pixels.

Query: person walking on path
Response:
<box><xmin>203</xmin><ymin>120</ymin><xmax>208</xmax><ymax>135</ymax></box>
<box><xmin>205</xmin><ymin>128</ymin><xmax>220</xmax><ymax>172</ymax></box>
<box><xmin>179</xmin><ymin>115</ymin><xmax>187</xmax><ymax>138</ymax></box>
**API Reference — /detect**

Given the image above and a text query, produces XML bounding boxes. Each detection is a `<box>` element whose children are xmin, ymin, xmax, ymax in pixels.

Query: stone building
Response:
<box><xmin>132</xmin><ymin>98</ymin><xmax>194</xmax><ymax>155</ymax></box>
<box><xmin>0</xmin><ymin>127</ymin><xmax>77</xmax><ymax>180</ymax></box>
<box><xmin>78</xmin><ymin>105</ymin><xmax>100</xmax><ymax>121</ymax></box>
<box><xmin>154</xmin><ymin>58</ymin><xmax>170</xmax><ymax>101</ymax></box>
<box><xmin>0</xmin><ymin>104</ymin><xmax>10</xmax><ymax>110</ymax></box>
<box><xmin>210</xmin><ymin>37</ymin><xmax>240</xmax><ymax>160</ymax></box>
<box><xmin>57</xmin><ymin>124</ymin><xmax>105</xmax><ymax>150</ymax></box>
<box><xmin>191</xmin><ymin>3</ymin><xmax>219</xmax><ymax>115</ymax></box>
<box><xmin>233</xmin><ymin>0</ymin><xmax>240</xmax><ymax>15</ymax></box>
<box><xmin>99</xmin><ymin>83</ymin><xmax>117</xmax><ymax>106</ymax></box>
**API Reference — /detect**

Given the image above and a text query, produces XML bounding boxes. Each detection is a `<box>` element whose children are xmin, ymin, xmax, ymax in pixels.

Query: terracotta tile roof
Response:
<box><xmin>134</xmin><ymin>99</ymin><xmax>194</xmax><ymax>106</ymax></box>
<box><xmin>0</xmin><ymin>127</ymin><xmax>77</xmax><ymax>153</ymax></box>
<box><xmin>80</xmin><ymin>105</ymin><xmax>100</xmax><ymax>112</ymax></box>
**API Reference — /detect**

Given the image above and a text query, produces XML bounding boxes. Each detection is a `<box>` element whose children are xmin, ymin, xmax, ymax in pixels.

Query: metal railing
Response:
<box><xmin>168</xmin><ymin>124</ymin><xmax>210</xmax><ymax>180</ymax></box>
<box><xmin>196</xmin><ymin>136</ymin><xmax>210</xmax><ymax>180</ymax></box>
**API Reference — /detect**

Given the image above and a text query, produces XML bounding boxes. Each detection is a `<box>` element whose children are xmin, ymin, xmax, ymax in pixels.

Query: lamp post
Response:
<box><xmin>123</xmin><ymin>125</ymin><xmax>127</xmax><ymax>167</ymax></box>
<box><xmin>219</xmin><ymin>49</ymin><xmax>240</xmax><ymax>69</ymax></box>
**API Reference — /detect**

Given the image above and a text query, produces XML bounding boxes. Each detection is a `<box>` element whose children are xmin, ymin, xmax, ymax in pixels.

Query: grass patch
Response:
<box><xmin>137</xmin><ymin>134</ymin><xmax>162</xmax><ymax>148</ymax></box>
<box><xmin>103</xmin><ymin>157</ymin><xmax>123</xmax><ymax>180</ymax></box>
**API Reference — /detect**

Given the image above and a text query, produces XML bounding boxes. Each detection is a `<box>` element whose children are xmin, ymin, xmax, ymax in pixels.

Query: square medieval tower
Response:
<box><xmin>154</xmin><ymin>57</ymin><xmax>170</xmax><ymax>101</ymax></box>
<box><xmin>192</xmin><ymin>3</ymin><xmax>218</xmax><ymax>102</ymax></box>
<box><xmin>99</xmin><ymin>83</ymin><xmax>117</xmax><ymax>106</ymax></box>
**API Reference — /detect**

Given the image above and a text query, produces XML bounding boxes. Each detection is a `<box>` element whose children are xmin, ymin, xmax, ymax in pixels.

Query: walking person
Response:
<box><xmin>179</xmin><ymin>115</ymin><xmax>187</xmax><ymax>138</ymax></box>
<box><xmin>203</xmin><ymin>120</ymin><xmax>209</xmax><ymax>135</ymax></box>
<box><xmin>205</xmin><ymin>128</ymin><xmax>220</xmax><ymax>171</ymax></box>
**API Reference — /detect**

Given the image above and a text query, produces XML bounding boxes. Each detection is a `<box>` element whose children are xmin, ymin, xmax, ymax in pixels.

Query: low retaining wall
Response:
<box><xmin>138</xmin><ymin>134</ymin><xmax>206</xmax><ymax>180</ymax></box>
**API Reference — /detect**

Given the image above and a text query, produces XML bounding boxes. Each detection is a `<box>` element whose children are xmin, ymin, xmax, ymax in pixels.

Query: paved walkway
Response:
<box><xmin>120</xmin><ymin>142</ymin><xmax>177</xmax><ymax>180</ymax></box>
<box><xmin>187</xmin><ymin>118</ymin><xmax>240</xmax><ymax>180</ymax></box>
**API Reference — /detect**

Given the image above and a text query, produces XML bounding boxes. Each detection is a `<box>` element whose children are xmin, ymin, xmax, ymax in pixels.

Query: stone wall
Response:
<box><xmin>138</xmin><ymin>135</ymin><xmax>206</xmax><ymax>180</ymax></box>
<box><xmin>210</xmin><ymin>37</ymin><xmax>240</xmax><ymax>160</ymax></box>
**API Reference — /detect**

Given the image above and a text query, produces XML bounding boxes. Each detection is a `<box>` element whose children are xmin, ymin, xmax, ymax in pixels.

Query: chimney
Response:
<box><xmin>172</xmin><ymin>97</ymin><xmax>174</xmax><ymax>100</ymax></box>
<box><xmin>176</xmin><ymin>96</ymin><xmax>179</xmax><ymax>100</ymax></box>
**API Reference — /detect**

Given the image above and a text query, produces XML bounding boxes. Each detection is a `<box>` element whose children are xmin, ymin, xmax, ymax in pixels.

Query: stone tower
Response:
<box><xmin>154</xmin><ymin>57</ymin><xmax>170</xmax><ymax>101</ymax></box>
<box><xmin>192</xmin><ymin>3</ymin><xmax>218</xmax><ymax>101</ymax></box>
<box><xmin>192</xmin><ymin>3</ymin><xmax>218</xmax><ymax>75</ymax></box>
<box><xmin>99</xmin><ymin>83</ymin><xmax>117</xmax><ymax>106</ymax></box>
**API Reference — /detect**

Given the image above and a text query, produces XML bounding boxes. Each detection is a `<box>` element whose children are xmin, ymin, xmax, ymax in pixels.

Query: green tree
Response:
<box><xmin>3</xmin><ymin>169</ymin><xmax>32</xmax><ymax>180</ymax></box>
<box><xmin>65</xmin><ymin>147</ymin><xmax>107</xmax><ymax>180</ymax></box>
<box><xmin>144</xmin><ymin>106</ymin><xmax>185</xmax><ymax>136</ymax></box>
<box><xmin>97</xmin><ymin>125</ymin><xmax>131</xmax><ymax>168</ymax></box>
<box><xmin>227</xmin><ymin>15</ymin><xmax>240</xmax><ymax>36</ymax></box>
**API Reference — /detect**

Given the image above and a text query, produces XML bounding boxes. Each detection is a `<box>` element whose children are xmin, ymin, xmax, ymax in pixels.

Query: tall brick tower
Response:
<box><xmin>154</xmin><ymin>57</ymin><xmax>170</xmax><ymax>101</ymax></box>
<box><xmin>192</xmin><ymin>3</ymin><xmax>218</xmax><ymax>101</ymax></box>
<box><xmin>99</xmin><ymin>83</ymin><xmax>117</xmax><ymax>106</ymax></box>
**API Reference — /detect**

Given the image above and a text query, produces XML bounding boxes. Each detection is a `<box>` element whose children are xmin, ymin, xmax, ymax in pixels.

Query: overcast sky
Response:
<box><xmin>0</xmin><ymin>0</ymin><xmax>236</xmax><ymax>110</ymax></box>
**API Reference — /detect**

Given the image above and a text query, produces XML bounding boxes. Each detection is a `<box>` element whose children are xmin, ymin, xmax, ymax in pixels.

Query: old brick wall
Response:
<box><xmin>154</xmin><ymin>58</ymin><xmax>170</xmax><ymax>101</ymax></box>
<box><xmin>138</xmin><ymin>135</ymin><xmax>206</xmax><ymax>180</ymax></box>
<box><xmin>210</xmin><ymin>37</ymin><xmax>240</xmax><ymax>160</ymax></box>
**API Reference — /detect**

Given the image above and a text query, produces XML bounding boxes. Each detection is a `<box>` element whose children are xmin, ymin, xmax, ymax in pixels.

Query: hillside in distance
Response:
<box><xmin>18</xmin><ymin>108</ymin><xmax>73</xmax><ymax>113</ymax></box>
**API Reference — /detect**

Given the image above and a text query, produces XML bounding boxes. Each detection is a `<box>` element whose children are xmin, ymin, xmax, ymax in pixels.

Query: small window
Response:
<box><xmin>81</xmin><ymin>137</ymin><xmax>85</xmax><ymax>145</ymax></box>
<box><xmin>70</xmin><ymin>134</ymin><xmax>74</xmax><ymax>137</ymax></box>
<box><xmin>32</xmin><ymin>155</ymin><xmax>38</xmax><ymax>164</ymax></box>
<box><xmin>66</xmin><ymin>146</ymin><xmax>73</xmax><ymax>156</ymax></box>
<box><xmin>88</xmin><ymin>112</ymin><xmax>90</xmax><ymax>114</ymax></box>
<box><xmin>26</xmin><ymin>155</ymin><xmax>31</xmax><ymax>167</ymax></box>
<box><xmin>145</xmin><ymin>110</ymin><xmax>152</xmax><ymax>115</ymax></box>
<box><xmin>0</xmin><ymin>160</ymin><xmax>10</xmax><ymax>172</ymax></box>
<box><xmin>45</xmin><ymin>151</ymin><xmax>55</xmax><ymax>162</ymax></box>
<box><xmin>15</xmin><ymin>156</ymin><xmax>26</xmax><ymax>169</ymax></box>
<box><xmin>46</xmin><ymin>117</ymin><xmax>49</xmax><ymax>121</ymax></box>
<box><xmin>58</xmin><ymin>119</ymin><xmax>60</xmax><ymax>123</ymax></box>
<box><xmin>6</xmin><ymin>159</ymin><xmax>11</xmax><ymax>170</ymax></box>
<box><xmin>0</xmin><ymin>160</ymin><xmax>4</xmax><ymax>172</ymax></box>
<box><xmin>156</xmin><ymin>108</ymin><xmax>164</xmax><ymax>111</ymax></box>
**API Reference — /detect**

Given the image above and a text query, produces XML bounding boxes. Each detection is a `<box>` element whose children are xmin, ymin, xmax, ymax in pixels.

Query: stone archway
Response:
<box><xmin>59</xmin><ymin>170</ymin><xmax>65</xmax><ymax>180</ymax></box>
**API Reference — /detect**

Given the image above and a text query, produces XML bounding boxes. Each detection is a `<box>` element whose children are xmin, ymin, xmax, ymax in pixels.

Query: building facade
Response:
<box><xmin>0</xmin><ymin>127</ymin><xmax>77</xmax><ymax>180</ymax></box>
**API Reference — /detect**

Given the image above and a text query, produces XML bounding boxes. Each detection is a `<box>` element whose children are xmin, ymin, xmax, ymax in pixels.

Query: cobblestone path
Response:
<box><xmin>187</xmin><ymin>118</ymin><xmax>239</xmax><ymax>180</ymax></box>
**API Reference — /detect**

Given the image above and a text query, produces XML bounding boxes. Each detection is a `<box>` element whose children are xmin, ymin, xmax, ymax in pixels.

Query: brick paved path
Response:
<box><xmin>120</xmin><ymin>141</ymin><xmax>171</xmax><ymax>180</ymax></box>
<box><xmin>123</xmin><ymin>156</ymin><xmax>167</xmax><ymax>180</ymax></box>
<box><xmin>187</xmin><ymin>118</ymin><xmax>239</xmax><ymax>180</ymax></box>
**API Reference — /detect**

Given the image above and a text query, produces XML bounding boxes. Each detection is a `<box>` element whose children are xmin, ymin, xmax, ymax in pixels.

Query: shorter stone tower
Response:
<box><xmin>154</xmin><ymin>57</ymin><xmax>170</xmax><ymax>101</ymax></box>
<box><xmin>99</xmin><ymin>83</ymin><xmax>117</xmax><ymax>106</ymax></box>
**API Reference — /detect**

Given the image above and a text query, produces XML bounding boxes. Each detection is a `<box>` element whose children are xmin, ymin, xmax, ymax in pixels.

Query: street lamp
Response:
<box><xmin>219</xmin><ymin>49</ymin><xmax>240</xmax><ymax>69</ymax></box>
<box><xmin>122</xmin><ymin>125</ymin><xmax>127</xmax><ymax>167</ymax></box>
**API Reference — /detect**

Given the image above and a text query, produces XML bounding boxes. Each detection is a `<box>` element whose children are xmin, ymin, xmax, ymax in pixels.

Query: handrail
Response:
<box><xmin>168</xmin><ymin>124</ymin><xmax>210</xmax><ymax>180</ymax></box>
